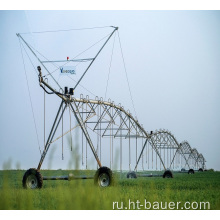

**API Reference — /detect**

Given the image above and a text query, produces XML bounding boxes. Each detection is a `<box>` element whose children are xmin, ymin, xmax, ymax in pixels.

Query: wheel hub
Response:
<box><xmin>98</xmin><ymin>173</ymin><xmax>110</xmax><ymax>187</ymax></box>
<box><xmin>26</xmin><ymin>174</ymin><xmax>38</xmax><ymax>189</ymax></box>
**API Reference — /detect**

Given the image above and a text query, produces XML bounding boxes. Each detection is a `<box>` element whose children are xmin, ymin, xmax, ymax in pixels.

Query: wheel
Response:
<box><xmin>198</xmin><ymin>168</ymin><xmax>203</xmax><ymax>172</ymax></box>
<box><xmin>127</xmin><ymin>171</ymin><xmax>137</xmax><ymax>179</ymax></box>
<box><xmin>163</xmin><ymin>170</ymin><xmax>173</xmax><ymax>178</ymax></box>
<box><xmin>188</xmin><ymin>169</ymin><xmax>195</xmax><ymax>174</ymax></box>
<box><xmin>94</xmin><ymin>166</ymin><xmax>113</xmax><ymax>187</ymax></box>
<box><xmin>181</xmin><ymin>168</ymin><xmax>186</xmax><ymax>172</ymax></box>
<box><xmin>22</xmin><ymin>168</ymin><xmax>43</xmax><ymax>189</ymax></box>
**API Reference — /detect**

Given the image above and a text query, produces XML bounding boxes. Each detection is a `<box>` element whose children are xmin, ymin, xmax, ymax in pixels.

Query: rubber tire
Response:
<box><xmin>181</xmin><ymin>168</ymin><xmax>186</xmax><ymax>172</ymax></box>
<box><xmin>188</xmin><ymin>169</ymin><xmax>195</xmax><ymax>174</ymax></box>
<box><xmin>127</xmin><ymin>171</ymin><xmax>137</xmax><ymax>179</ymax></box>
<box><xmin>198</xmin><ymin>168</ymin><xmax>203</xmax><ymax>172</ymax></box>
<box><xmin>94</xmin><ymin>166</ymin><xmax>113</xmax><ymax>187</ymax></box>
<box><xmin>22</xmin><ymin>168</ymin><xmax>43</xmax><ymax>189</ymax></box>
<box><xmin>163</xmin><ymin>170</ymin><xmax>173</xmax><ymax>178</ymax></box>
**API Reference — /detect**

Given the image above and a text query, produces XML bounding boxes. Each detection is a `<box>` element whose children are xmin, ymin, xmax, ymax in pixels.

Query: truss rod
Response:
<box><xmin>73</xmin><ymin>27</ymin><xmax>118</xmax><ymax>90</ymax></box>
<box><xmin>134</xmin><ymin>139</ymin><xmax>148</xmax><ymax>171</ymax></box>
<box><xmin>41</xmin><ymin>58</ymin><xmax>94</xmax><ymax>63</ymax></box>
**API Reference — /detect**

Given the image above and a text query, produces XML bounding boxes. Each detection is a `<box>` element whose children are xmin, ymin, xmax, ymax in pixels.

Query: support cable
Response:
<box><xmin>100</xmin><ymin>103</ymin><xmax>102</xmax><ymax>163</ymax></box>
<box><xmin>180</xmin><ymin>153</ymin><xmax>182</xmax><ymax>169</ymax></box>
<box><xmin>44</xmin><ymin>82</ymin><xmax>46</xmax><ymax>149</ymax></box>
<box><xmin>164</xmin><ymin>146</ymin><xmax>165</xmax><ymax>169</ymax></box>
<box><xmin>86</xmin><ymin>102</ymin><xmax>88</xmax><ymax>169</ymax></box>
<box><xmin>104</xmin><ymin>32</ymin><xmax>116</xmax><ymax>100</ymax></box>
<box><xmin>67</xmin><ymin>75</ymin><xmax>97</xmax><ymax>98</ymax></box>
<box><xmin>112</xmin><ymin>107</ymin><xmax>114</xmax><ymax>168</ymax></box>
<box><xmin>19</xmin><ymin>38</ymin><xmax>41</xmax><ymax>155</ymax></box>
<box><xmin>69</xmin><ymin>104</ymin><xmax>73</xmax><ymax>151</ymax></box>
<box><xmin>19</xmin><ymin>40</ymin><xmax>39</xmax><ymax>76</ymax></box>
<box><xmin>120</xmin><ymin>110</ymin><xmax>122</xmax><ymax>172</ymax></box>
<box><xmin>117</xmin><ymin>31</ymin><xmax>137</xmax><ymax>119</ymax></box>
<box><xmin>28</xmin><ymin>43</ymin><xmax>59</xmax><ymax>69</ymax></box>
<box><xmin>148</xmin><ymin>142</ymin><xmax>149</xmax><ymax>169</ymax></box>
<box><xmin>152</xmin><ymin>144</ymin><xmax>153</xmax><ymax>170</ymax></box>
<box><xmin>96</xmin><ymin>103</ymin><xmax>99</xmax><ymax>169</ymax></box>
<box><xmin>20</xmin><ymin>26</ymin><xmax>113</xmax><ymax>34</ymax></box>
<box><xmin>136</xmin><ymin>128</ymin><xmax>138</xmax><ymax>168</ymax></box>
<box><xmin>160</xmin><ymin>144</ymin><xmax>162</xmax><ymax>170</ymax></box>
<box><xmin>110</xmin><ymin>116</ymin><xmax>112</xmax><ymax>169</ymax></box>
<box><xmin>146</xmin><ymin>139</ymin><xmax>147</xmax><ymax>165</ymax></box>
<box><xmin>82</xmin><ymin>102</ymin><xmax>84</xmax><ymax>166</ymax></box>
<box><xmin>170</xmin><ymin>147</ymin><xmax>171</xmax><ymax>169</ymax></box>
<box><xmin>129</xmin><ymin>118</ymin><xmax>131</xmax><ymax>171</ymax></box>
<box><xmin>142</xmin><ymin>137</ymin><xmax>144</xmax><ymax>171</ymax></box>
<box><xmin>62</xmin><ymin>102</ymin><xmax>64</xmax><ymax>160</ymax></box>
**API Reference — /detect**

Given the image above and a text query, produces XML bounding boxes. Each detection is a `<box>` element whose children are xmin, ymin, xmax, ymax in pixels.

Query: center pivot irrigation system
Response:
<box><xmin>17</xmin><ymin>26</ymin><xmax>206</xmax><ymax>189</ymax></box>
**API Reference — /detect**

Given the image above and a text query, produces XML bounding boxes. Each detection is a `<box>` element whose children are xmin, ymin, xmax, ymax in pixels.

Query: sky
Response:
<box><xmin>0</xmin><ymin>10</ymin><xmax>220</xmax><ymax>171</ymax></box>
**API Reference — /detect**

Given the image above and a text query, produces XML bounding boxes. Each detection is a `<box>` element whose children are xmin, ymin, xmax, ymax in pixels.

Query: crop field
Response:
<box><xmin>0</xmin><ymin>170</ymin><xmax>220</xmax><ymax>210</ymax></box>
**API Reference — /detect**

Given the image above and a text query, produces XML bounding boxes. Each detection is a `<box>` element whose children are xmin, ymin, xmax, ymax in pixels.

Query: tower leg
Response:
<box><xmin>37</xmin><ymin>101</ymin><xmax>66</xmax><ymax>170</ymax></box>
<box><xmin>69</xmin><ymin>101</ymin><xmax>102</xmax><ymax>168</ymax></box>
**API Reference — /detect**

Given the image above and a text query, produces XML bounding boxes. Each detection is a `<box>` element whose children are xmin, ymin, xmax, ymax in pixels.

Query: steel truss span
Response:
<box><xmin>36</xmin><ymin>70</ymin><xmax>206</xmax><ymax>173</ymax></box>
<box><xmin>179</xmin><ymin>141</ymin><xmax>206</xmax><ymax>171</ymax></box>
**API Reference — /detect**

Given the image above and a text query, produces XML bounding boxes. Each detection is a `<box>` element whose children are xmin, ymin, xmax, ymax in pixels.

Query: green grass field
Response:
<box><xmin>0</xmin><ymin>169</ymin><xmax>220</xmax><ymax>210</ymax></box>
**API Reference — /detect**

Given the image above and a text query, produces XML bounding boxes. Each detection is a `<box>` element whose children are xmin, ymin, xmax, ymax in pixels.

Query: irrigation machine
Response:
<box><xmin>17</xmin><ymin>26</ymin><xmax>206</xmax><ymax>189</ymax></box>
